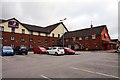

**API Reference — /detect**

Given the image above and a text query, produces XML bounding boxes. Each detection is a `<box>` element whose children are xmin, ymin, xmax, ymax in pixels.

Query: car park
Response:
<box><xmin>34</xmin><ymin>47</ymin><xmax>47</xmax><ymax>54</ymax></box>
<box><xmin>64</xmin><ymin>47</ymin><xmax>75</xmax><ymax>55</ymax></box>
<box><xmin>47</xmin><ymin>47</ymin><xmax>65</xmax><ymax>56</ymax></box>
<box><xmin>1</xmin><ymin>46</ymin><xmax>14</xmax><ymax>56</ymax></box>
<box><xmin>15</xmin><ymin>46</ymin><xmax>28</xmax><ymax>55</ymax></box>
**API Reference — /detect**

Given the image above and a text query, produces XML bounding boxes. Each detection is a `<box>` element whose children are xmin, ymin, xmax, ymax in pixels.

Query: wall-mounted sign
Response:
<box><xmin>8</xmin><ymin>21</ymin><xmax>19</xmax><ymax>28</ymax></box>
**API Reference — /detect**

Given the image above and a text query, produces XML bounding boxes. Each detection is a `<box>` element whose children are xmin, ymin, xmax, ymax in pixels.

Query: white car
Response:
<box><xmin>47</xmin><ymin>47</ymin><xmax>65</xmax><ymax>56</ymax></box>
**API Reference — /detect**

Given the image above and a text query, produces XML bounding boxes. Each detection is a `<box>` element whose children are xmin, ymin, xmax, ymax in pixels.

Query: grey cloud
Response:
<box><xmin>1</xmin><ymin>0</ymin><xmax>119</xmax><ymax>39</ymax></box>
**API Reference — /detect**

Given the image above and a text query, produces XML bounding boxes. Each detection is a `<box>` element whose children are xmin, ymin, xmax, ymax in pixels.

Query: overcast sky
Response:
<box><xmin>0</xmin><ymin>0</ymin><xmax>119</xmax><ymax>39</ymax></box>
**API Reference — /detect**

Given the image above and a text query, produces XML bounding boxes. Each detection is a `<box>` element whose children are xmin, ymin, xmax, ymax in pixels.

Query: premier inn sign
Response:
<box><xmin>8</xmin><ymin>21</ymin><xmax>19</xmax><ymax>28</ymax></box>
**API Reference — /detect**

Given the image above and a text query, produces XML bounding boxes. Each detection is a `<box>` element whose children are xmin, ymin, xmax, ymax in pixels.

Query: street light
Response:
<box><xmin>60</xmin><ymin>18</ymin><xmax>67</xmax><ymax>47</ymax></box>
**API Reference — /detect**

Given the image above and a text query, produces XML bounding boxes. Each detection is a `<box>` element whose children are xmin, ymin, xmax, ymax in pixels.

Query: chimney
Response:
<box><xmin>90</xmin><ymin>20</ymin><xmax>93</xmax><ymax>28</ymax></box>
<box><xmin>91</xmin><ymin>24</ymin><xmax>93</xmax><ymax>28</ymax></box>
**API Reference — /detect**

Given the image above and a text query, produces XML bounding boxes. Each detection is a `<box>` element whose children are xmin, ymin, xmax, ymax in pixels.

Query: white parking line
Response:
<box><xmin>40</xmin><ymin>75</ymin><xmax>52</xmax><ymax>80</ymax></box>
<box><xmin>70</xmin><ymin>67</ymin><xmax>120</xmax><ymax>79</ymax></box>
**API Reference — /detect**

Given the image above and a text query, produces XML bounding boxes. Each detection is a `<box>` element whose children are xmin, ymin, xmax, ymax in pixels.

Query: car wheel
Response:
<box><xmin>47</xmin><ymin>52</ymin><xmax>49</xmax><ymax>55</ymax></box>
<box><xmin>25</xmin><ymin>53</ymin><xmax>28</xmax><ymax>55</ymax></box>
<box><xmin>55</xmin><ymin>52</ymin><xmax>58</xmax><ymax>56</ymax></box>
<box><xmin>65</xmin><ymin>52</ymin><xmax>68</xmax><ymax>55</ymax></box>
<box><xmin>73</xmin><ymin>53</ymin><xmax>75</xmax><ymax>55</ymax></box>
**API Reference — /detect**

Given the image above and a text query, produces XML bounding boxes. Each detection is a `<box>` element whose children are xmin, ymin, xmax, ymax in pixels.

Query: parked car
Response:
<box><xmin>34</xmin><ymin>47</ymin><xmax>47</xmax><ymax>54</ymax></box>
<box><xmin>47</xmin><ymin>47</ymin><xmax>65</xmax><ymax>56</ymax></box>
<box><xmin>15</xmin><ymin>46</ymin><xmax>28</xmax><ymax>55</ymax></box>
<box><xmin>64</xmin><ymin>47</ymin><xmax>75</xmax><ymax>55</ymax></box>
<box><xmin>2</xmin><ymin>46</ymin><xmax>14</xmax><ymax>56</ymax></box>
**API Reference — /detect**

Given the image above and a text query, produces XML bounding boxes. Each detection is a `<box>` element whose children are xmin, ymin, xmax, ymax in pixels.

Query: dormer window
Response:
<box><xmin>52</xmin><ymin>33</ymin><xmax>54</xmax><ymax>37</ymax></box>
<box><xmin>22</xmin><ymin>29</ymin><xmax>25</xmax><ymax>34</ymax></box>
<box><xmin>38</xmin><ymin>32</ymin><xmax>40</xmax><ymax>36</ymax></box>
<box><xmin>104</xmin><ymin>33</ymin><xmax>107</xmax><ymax>38</ymax></box>
<box><xmin>30</xmin><ymin>31</ymin><xmax>33</xmax><ymax>35</ymax></box>
<box><xmin>58</xmin><ymin>34</ymin><xmax>60</xmax><ymax>38</ymax></box>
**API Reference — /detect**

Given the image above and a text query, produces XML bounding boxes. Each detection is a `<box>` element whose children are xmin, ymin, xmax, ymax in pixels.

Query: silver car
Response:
<box><xmin>47</xmin><ymin>47</ymin><xmax>65</xmax><ymax>56</ymax></box>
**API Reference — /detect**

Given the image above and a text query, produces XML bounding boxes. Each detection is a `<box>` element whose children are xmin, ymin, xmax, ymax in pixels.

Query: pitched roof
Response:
<box><xmin>21</xmin><ymin>23</ymin><xmax>47</xmax><ymax>33</ymax></box>
<box><xmin>0</xmin><ymin>18</ymin><xmax>68</xmax><ymax>33</ymax></box>
<box><xmin>0</xmin><ymin>19</ymin><xmax>7</xmax><ymax>23</ymax></box>
<box><xmin>62</xmin><ymin>25</ymin><xmax>106</xmax><ymax>39</ymax></box>
<box><xmin>44</xmin><ymin>22</ymin><xmax>68</xmax><ymax>33</ymax></box>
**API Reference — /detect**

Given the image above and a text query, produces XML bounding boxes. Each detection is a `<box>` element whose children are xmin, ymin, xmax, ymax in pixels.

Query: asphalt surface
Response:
<box><xmin>0</xmin><ymin>51</ymin><xmax>119</xmax><ymax>79</ymax></box>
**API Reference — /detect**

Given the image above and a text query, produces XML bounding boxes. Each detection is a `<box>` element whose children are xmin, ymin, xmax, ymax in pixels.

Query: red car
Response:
<box><xmin>64</xmin><ymin>47</ymin><xmax>75</xmax><ymax>55</ymax></box>
<box><xmin>34</xmin><ymin>47</ymin><xmax>47</xmax><ymax>54</ymax></box>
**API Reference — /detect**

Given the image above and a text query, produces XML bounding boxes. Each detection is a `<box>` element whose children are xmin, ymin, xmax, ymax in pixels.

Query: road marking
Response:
<box><xmin>70</xmin><ymin>67</ymin><xmax>120</xmax><ymax>79</ymax></box>
<box><xmin>40</xmin><ymin>75</ymin><xmax>52</xmax><ymax>80</ymax></box>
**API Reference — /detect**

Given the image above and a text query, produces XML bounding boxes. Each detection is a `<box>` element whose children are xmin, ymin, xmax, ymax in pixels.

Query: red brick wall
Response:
<box><xmin>2</xmin><ymin>31</ymin><xmax>59</xmax><ymax>49</ymax></box>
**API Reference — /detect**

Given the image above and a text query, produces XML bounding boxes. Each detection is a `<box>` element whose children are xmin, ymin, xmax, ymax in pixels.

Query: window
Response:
<box><xmin>21</xmin><ymin>37</ymin><xmax>24</xmax><ymax>41</ymax></box>
<box><xmin>45</xmin><ymin>33</ymin><xmax>48</xmax><ymax>37</ymax></box>
<box><xmin>0</xmin><ymin>36</ymin><xmax>3</xmax><ymax>40</ymax></box>
<box><xmin>11</xmin><ymin>28</ymin><xmax>15</xmax><ymax>33</ymax></box>
<box><xmin>79</xmin><ymin>37</ymin><xmax>82</xmax><ymax>40</ymax></box>
<box><xmin>52</xmin><ymin>33</ymin><xmax>54</xmax><ymax>37</ymax></box>
<box><xmin>45</xmin><ymin>39</ymin><xmax>48</xmax><ymax>43</ymax></box>
<box><xmin>38</xmin><ymin>32</ymin><xmax>40</xmax><ymax>36</ymax></box>
<box><xmin>30</xmin><ymin>44</ymin><xmax>33</xmax><ymax>48</ymax></box>
<box><xmin>52</xmin><ymin>40</ymin><xmax>54</xmax><ymax>44</ymax></box>
<box><xmin>0</xmin><ymin>27</ymin><xmax>4</xmax><ymax>31</ymax></box>
<box><xmin>11</xmin><ymin>36</ymin><xmax>14</xmax><ymax>40</ymax></box>
<box><xmin>92</xmin><ymin>35</ymin><xmax>96</xmax><ymax>39</ymax></box>
<box><xmin>85</xmin><ymin>36</ymin><xmax>88</xmax><ymax>40</ymax></box>
<box><xmin>104</xmin><ymin>33</ymin><xmax>107</xmax><ymax>38</ymax></box>
<box><xmin>11</xmin><ymin>44</ymin><xmax>14</xmax><ymax>48</ymax></box>
<box><xmin>30</xmin><ymin>31</ymin><xmax>33</xmax><ymax>35</ymax></box>
<box><xmin>22</xmin><ymin>29</ymin><xmax>25</xmax><ymax>34</ymax></box>
<box><xmin>38</xmin><ymin>39</ymin><xmax>40</xmax><ymax>43</ymax></box>
<box><xmin>66</xmin><ymin>39</ymin><xmax>68</xmax><ymax>42</ymax></box>
<box><xmin>58</xmin><ymin>34</ymin><xmax>60</xmax><ymax>38</ymax></box>
<box><xmin>73</xmin><ymin>37</ymin><xmax>76</xmax><ymax>41</ymax></box>
<box><xmin>30</xmin><ymin>38</ymin><xmax>33</xmax><ymax>42</ymax></box>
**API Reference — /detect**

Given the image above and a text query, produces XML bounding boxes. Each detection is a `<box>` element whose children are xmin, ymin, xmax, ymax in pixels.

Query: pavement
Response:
<box><xmin>0</xmin><ymin>51</ymin><xmax>119</xmax><ymax>79</ymax></box>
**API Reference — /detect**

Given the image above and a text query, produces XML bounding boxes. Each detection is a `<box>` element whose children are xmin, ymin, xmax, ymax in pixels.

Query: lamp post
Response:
<box><xmin>60</xmin><ymin>18</ymin><xmax>67</xmax><ymax>47</ymax></box>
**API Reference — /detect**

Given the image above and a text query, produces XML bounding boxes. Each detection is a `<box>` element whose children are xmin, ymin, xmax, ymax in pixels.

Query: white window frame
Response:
<box><xmin>79</xmin><ymin>37</ymin><xmax>82</xmax><ymax>40</ymax></box>
<box><xmin>85</xmin><ymin>36</ymin><xmax>88</xmax><ymax>40</ymax></box>
<box><xmin>11</xmin><ymin>36</ymin><xmax>14</xmax><ymax>40</ymax></box>
<box><xmin>92</xmin><ymin>35</ymin><xmax>96</xmax><ymax>39</ymax></box>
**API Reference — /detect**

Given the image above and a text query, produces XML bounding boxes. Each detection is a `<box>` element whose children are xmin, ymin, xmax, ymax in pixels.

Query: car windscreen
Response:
<box><xmin>3</xmin><ymin>47</ymin><xmax>12</xmax><ymax>50</ymax></box>
<box><xmin>40</xmin><ymin>48</ymin><xmax>45</xmax><ymax>50</ymax></box>
<box><xmin>21</xmin><ymin>47</ymin><xmax>27</xmax><ymax>49</ymax></box>
<box><xmin>58</xmin><ymin>47</ymin><xmax>63</xmax><ymax>49</ymax></box>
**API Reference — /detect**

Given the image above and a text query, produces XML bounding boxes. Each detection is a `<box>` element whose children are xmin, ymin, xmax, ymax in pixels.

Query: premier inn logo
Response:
<box><xmin>8</xmin><ymin>21</ymin><xmax>19</xmax><ymax>28</ymax></box>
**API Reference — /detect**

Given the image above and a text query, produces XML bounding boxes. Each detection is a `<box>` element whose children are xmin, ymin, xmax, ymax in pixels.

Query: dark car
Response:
<box><xmin>15</xmin><ymin>46</ymin><xmax>28</xmax><ymax>55</ymax></box>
